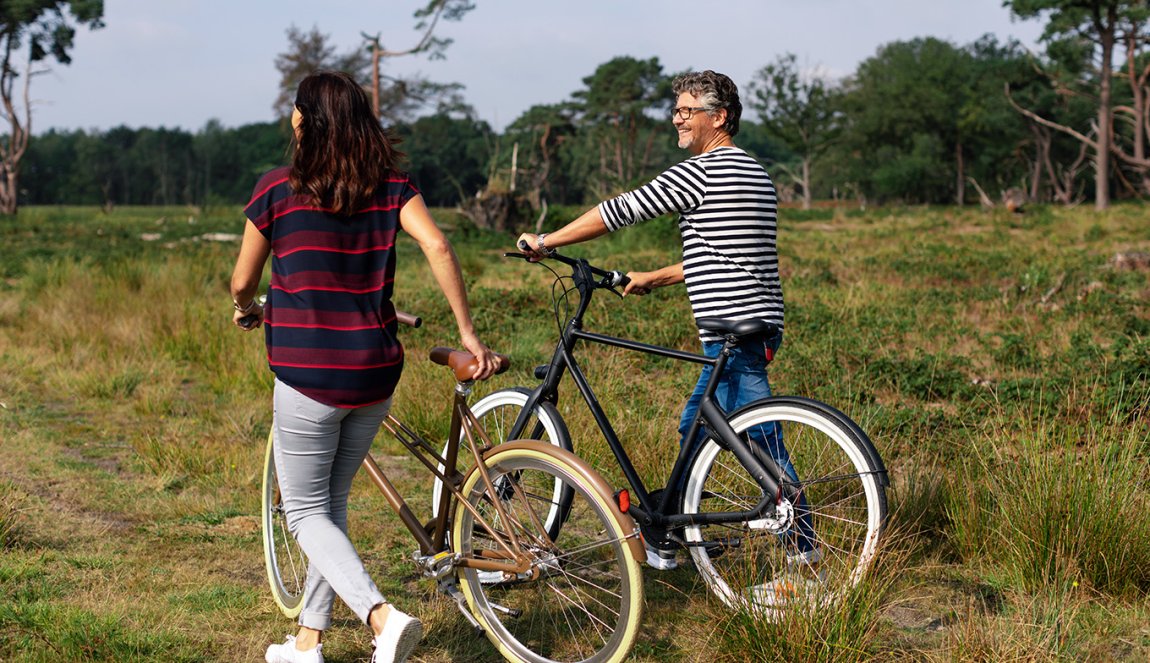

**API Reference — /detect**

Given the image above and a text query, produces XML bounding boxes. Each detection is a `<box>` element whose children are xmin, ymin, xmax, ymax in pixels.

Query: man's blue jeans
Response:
<box><xmin>677</xmin><ymin>334</ymin><xmax>817</xmax><ymax>555</ymax></box>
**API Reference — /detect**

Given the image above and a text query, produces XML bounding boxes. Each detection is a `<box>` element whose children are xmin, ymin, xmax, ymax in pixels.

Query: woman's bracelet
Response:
<box><xmin>233</xmin><ymin>299</ymin><xmax>258</xmax><ymax>314</ymax></box>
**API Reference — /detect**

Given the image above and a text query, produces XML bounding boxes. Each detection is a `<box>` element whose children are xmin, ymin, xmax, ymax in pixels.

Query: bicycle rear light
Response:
<box><xmin>615</xmin><ymin>489</ymin><xmax>631</xmax><ymax>513</ymax></box>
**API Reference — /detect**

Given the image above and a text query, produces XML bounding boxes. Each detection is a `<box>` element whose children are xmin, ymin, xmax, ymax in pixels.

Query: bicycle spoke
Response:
<box><xmin>682</xmin><ymin>402</ymin><xmax>886</xmax><ymax>615</ymax></box>
<box><xmin>454</xmin><ymin>450</ymin><xmax>640</xmax><ymax>662</ymax></box>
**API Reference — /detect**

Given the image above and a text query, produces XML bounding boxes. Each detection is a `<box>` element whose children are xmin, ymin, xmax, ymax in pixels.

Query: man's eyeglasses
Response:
<box><xmin>671</xmin><ymin>106</ymin><xmax>709</xmax><ymax>120</ymax></box>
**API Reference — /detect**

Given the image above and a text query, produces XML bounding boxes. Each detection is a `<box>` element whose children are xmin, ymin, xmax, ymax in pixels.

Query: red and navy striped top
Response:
<box><xmin>244</xmin><ymin>165</ymin><xmax>418</xmax><ymax>407</ymax></box>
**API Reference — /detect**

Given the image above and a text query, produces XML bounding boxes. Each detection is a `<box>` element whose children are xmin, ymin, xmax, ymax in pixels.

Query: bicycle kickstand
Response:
<box><xmin>438</xmin><ymin>579</ymin><xmax>484</xmax><ymax>634</ymax></box>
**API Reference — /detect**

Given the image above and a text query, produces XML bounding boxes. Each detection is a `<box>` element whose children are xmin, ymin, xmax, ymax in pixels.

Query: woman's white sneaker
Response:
<box><xmin>371</xmin><ymin>608</ymin><xmax>423</xmax><ymax>663</ymax></box>
<box><xmin>265</xmin><ymin>636</ymin><xmax>323</xmax><ymax>663</ymax></box>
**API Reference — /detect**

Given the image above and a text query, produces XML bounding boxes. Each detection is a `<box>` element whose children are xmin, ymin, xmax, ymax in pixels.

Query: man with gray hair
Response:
<box><xmin>516</xmin><ymin>70</ymin><xmax>819</xmax><ymax>603</ymax></box>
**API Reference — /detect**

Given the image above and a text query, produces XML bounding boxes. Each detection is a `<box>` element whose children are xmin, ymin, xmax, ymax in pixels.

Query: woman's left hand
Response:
<box><xmin>233</xmin><ymin>302</ymin><xmax>265</xmax><ymax>330</ymax></box>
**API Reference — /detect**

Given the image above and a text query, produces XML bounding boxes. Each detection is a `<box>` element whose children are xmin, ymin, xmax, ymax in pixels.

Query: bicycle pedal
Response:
<box><xmin>414</xmin><ymin>550</ymin><xmax>459</xmax><ymax>579</ymax></box>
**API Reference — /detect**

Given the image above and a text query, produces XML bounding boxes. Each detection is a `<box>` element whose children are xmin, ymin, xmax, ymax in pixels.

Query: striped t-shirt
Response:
<box><xmin>244</xmin><ymin>166</ymin><xmax>416</xmax><ymax>407</ymax></box>
<box><xmin>598</xmin><ymin>146</ymin><xmax>783</xmax><ymax>343</ymax></box>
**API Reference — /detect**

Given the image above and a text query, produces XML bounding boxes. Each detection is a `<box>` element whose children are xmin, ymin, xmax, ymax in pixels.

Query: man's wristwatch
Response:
<box><xmin>536</xmin><ymin>233</ymin><xmax>556</xmax><ymax>256</ymax></box>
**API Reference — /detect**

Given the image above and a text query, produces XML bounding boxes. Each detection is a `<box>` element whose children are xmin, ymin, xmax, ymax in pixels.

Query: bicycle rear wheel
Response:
<box><xmin>681</xmin><ymin>398</ymin><xmax>886</xmax><ymax>617</ymax></box>
<box><xmin>453</xmin><ymin>443</ymin><xmax>643</xmax><ymax>663</ymax></box>
<box><xmin>433</xmin><ymin>387</ymin><xmax>573</xmax><ymax>540</ymax></box>
<box><xmin>261</xmin><ymin>429</ymin><xmax>307</xmax><ymax>618</ymax></box>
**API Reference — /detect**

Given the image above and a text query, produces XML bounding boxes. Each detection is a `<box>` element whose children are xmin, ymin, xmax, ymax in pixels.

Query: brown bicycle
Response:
<box><xmin>259</xmin><ymin>312</ymin><xmax>645</xmax><ymax>663</ymax></box>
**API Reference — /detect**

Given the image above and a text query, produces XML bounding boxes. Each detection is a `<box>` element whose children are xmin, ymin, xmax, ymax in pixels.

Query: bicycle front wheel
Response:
<box><xmin>433</xmin><ymin>387</ymin><xmax>573</xmax><ymax>540</ymax></box>
<box><xmin>681</xmin><ymin>398</ymin><xmax>886</xmax><ymax>617</ymax></box>
<box><xmin>261</xmin><ymin>429</ymin><xmax>307</xmax><ymax>618</ymax></box>
<box><xmin>453</xmin><ymin>442</ymin><xmax>643</xmax><ymax>663</ymax></box>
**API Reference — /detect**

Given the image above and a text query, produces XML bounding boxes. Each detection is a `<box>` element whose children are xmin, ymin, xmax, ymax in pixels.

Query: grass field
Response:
<box><xmin>1</xmin><ymin>202</ymin><xmax>1148</xmax><ymax>661</ymax></box>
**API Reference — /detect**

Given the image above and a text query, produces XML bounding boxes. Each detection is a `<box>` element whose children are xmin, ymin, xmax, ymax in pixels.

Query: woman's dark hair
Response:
<box><xmin>672</xmin><ymin>70</ymin><xmax>742</xmax><ymax>137</ymax></box>
<box><xmin>290</xmin><ymin>70</ymin><xmax>405</xmax><ymax>215</ymax></box>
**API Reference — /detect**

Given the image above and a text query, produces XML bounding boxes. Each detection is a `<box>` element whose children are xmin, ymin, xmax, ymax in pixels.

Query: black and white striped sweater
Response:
<box><xmin>598</xmin><ymin>146</ymin><xmax>783</xmax><ymax>343</ymax></box>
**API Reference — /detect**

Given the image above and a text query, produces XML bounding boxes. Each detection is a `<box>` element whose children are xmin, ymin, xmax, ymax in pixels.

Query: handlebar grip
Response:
<box><xmin>238</xmin><ymin>314</ymin><xmax>259</xmax><ymax>329</ymax></box>
<box><xmin>396</xmin><ymin>310</ymin><xmax>422</xmax><ymax>328</ymax></box>
<box><xmin>611</xmin><ymin>271</ymin><xmax>630</xmax><ymax>288</ymax></box>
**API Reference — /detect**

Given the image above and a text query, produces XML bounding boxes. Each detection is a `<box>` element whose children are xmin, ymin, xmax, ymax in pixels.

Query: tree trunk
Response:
<box><xmin>1029</xmin><ymin>125</ymin><xmax>1044</xmax><ymax>201</ymax></box>
<box><xmin>955</xmin><ymin>140</ymin><xmax>966</xmax><ymax>205</ymax></box>
<box><xmin>1122</xmin><ymin>29</ymin><xmax>1150</xmax><ymax>196</ymax></box>
<box><xmin>0</xmin><ymin>169</ymin><xmax>16</xmax><ymax>215</ymax></box>
<box><xmin>1094</xmin><ymin>8</ymin><xmax>1116</xmax><ymax>210</ymax></box>
<box><xmin>801</xmin><ymin>157</ymin><xmax>812</xmax><ymax>210</ymax></box>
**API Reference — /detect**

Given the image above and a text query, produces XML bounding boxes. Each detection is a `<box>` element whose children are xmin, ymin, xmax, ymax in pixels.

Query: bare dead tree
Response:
<box><xmin>1041</xmin><ymin>124</ymin><xmax>1091</xmax><ymax>205</ymax></box>
<box><xmin>1110</xmin><ymin>22</ymin><xmax>1150</xmax><ymax>194</ymax></box>
<box><xmin>1006</xmin><ymin>83</ymin><xmax>1099</xmax><ymax>204</ymax></box>
<box><xmin>0</xmin><ymin>54</ymin><xmax>38</xmax><ymax>214</ymax></box>
<box><xmin>0</xmin><ymin>2</ymin><xmax>104</xmax><ymax>214</ymax></box>
<box><xmin>361</xmin><ymin>0</ymin><xmax>473</xmax><ymax>119</ymax></box>
<box><xmin>1005</xmin><ymin>1</ymin><xmax>1131</xmax><ymax>209</ymax></box>
<box><xmin>966</xmin><ymin>176</ymin><xmax>995</xmax><ymax>209</ymax></box>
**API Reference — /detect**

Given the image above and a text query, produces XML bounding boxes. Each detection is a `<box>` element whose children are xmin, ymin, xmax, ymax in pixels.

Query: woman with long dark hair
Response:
<box><xmin>230</xmin><ymin>70</ymin><xmax>498</xmax><ymax>663</ymax></box>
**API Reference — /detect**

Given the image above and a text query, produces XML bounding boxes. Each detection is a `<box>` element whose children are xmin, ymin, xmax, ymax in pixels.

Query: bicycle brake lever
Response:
<box><xmin>605</xmin><ymin>271</ymin><xmax>630</xmax><ymax>298</ymax></box>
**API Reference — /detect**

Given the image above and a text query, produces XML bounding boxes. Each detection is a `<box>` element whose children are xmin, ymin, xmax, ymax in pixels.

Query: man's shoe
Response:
<box><xmin>787</xmin><ymin>547</ymin><xmax>822</xmax><ymax>570</ymax></box>
<box><xmin>265</xmin><ymin>636</ymin><xmax>323</xmax><ymax>663</ymax></box>
<box><xmin>644</xmin><ymin>542</ymin><xmax>678</xmax><ymax>570</ymax></box>
<box><xmin>747</xmin><ymin>567</ymin><xmax>827</xmax><ymax>607</ymax></box>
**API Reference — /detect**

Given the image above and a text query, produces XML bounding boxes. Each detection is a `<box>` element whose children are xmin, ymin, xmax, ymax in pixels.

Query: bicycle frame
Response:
<box><xmin>358</xmin><ymin>383</ymin><xmax>539</xmax><ymax>575</ymax></box>
<box><xmin>508</xmin><ymin>257</ymin><xmax>799</xmax><ymax>533</ymax></box>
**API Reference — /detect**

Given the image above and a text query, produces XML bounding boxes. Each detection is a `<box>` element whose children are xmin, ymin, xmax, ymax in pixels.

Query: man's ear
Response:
<box><xmin>710</xmin><ymin>108</ymin><xmax>728</xmax><ymax>129</ymax></box>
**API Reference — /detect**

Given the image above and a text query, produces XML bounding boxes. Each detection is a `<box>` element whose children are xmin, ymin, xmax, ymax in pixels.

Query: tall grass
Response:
<box><xmin>715</xmin><ymin>537</ymin><xmax>909</xmax><ymax>663</ymax></box>
<box><xmin>939</xmin><ymin>588</ymin><xmax>1084</xmax><ymax>662</ymax></box>
<box><xmin>0</xmin><ymin>481</ymin><xmax>24</xmax><ymax>549</ymax></box>
<box><xmin>947</xmin><ymin>392</ymin><xmax>1150</xmax><ymax>597</ymax></box>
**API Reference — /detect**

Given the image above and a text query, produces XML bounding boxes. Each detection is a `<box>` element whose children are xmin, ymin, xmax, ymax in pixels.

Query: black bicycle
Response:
<box><xmin>434</xmin><ymin>251</ymin><xmax>888</xmax><ymax>616</ymax></box>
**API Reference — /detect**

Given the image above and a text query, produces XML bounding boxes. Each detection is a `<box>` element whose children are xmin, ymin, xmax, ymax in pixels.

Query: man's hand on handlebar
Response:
<box><xmin>516</xmin><ymin>233</ymin><xmax>552</xmax><ymax>262</ymax></box>
<box><xmin>508</xmin><ymin>247</ymin><xmax>633</xmax><ymax>295</ymax></box>
<box><xmin>622</xmin><ymin>271</ymin><xmax>657</xmax><ymax>297</ymax></box>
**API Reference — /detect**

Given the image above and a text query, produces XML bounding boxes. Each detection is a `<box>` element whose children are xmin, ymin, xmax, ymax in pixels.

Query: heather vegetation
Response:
<box><xmin>0</xmin><ymin>202</ymin><xmax>1146</xmax><ymax>661</ymax></box>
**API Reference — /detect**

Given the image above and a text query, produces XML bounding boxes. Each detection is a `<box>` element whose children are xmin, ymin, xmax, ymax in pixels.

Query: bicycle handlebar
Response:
<box><xmin>396</xmin><ymin>310</ymin><xmax>422</xmax><ymax>328</ymax></box>
<box><xmin>510</xmin><ymin>243</ymin><xmax>631</xmax><ymax>289</ymax></box>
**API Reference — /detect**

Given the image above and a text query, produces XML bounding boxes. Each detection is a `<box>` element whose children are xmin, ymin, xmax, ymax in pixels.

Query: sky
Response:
<box><xmin>28</xmin><ymin>0</ymin><xmax>1048</xmax><ymax>135</ymax></box>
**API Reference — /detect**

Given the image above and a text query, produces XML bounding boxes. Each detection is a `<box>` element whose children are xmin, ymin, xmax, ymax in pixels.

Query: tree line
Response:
<box><xmin>8</xmin><ymin>1</ymin><xmax>1150</xmax><ymax>219</ymax></box>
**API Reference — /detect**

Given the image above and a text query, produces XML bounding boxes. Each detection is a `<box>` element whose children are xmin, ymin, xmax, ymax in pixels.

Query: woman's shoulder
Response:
<box><xmin>248</xmin><ymin>166</ymin><xmax>292</xmax><ymax>198</ymax></box>
<box><xmin>254</xmin><ymin>165</ymin><xmax>292</xmax><ymax>190</ymax></box>
<box><xmin>244</xmin><ymin>166</ymin><xmax>294</xmax><ymax>213</ymax></box>
<box><xmin>384</xmin><ymin>169</ymin><xmax>413</xmax><ymax>185</ymax></box>
<box><xmin>381</xmin><ymin>170</ymin><xmax>420</xmax><ymax>197</ymax></box>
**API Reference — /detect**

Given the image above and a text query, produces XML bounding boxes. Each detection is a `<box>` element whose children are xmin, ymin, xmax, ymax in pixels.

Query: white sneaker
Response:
<box><xmin>265</xmin><ymin>636</ymin><xmax>323</xmax><ymax>663</ymax></box>
<box><xmin>787</xmin><ymin>547</ymin><xmax>822</xmax><ymax>569</ymax></box>
<box><xmin>748</xmin><ymin>567</ymin><xmax>827</xmax><ymax>608</ymax></box>
<box><xmin>644</xmin><ymin>542</ymin><xmax>678</xmax><ymax>570</ymax></box>
<box><xmin>372</xmin><ymin>607</ymin><xmax>423</xmax><ymax>663</ymax></box>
